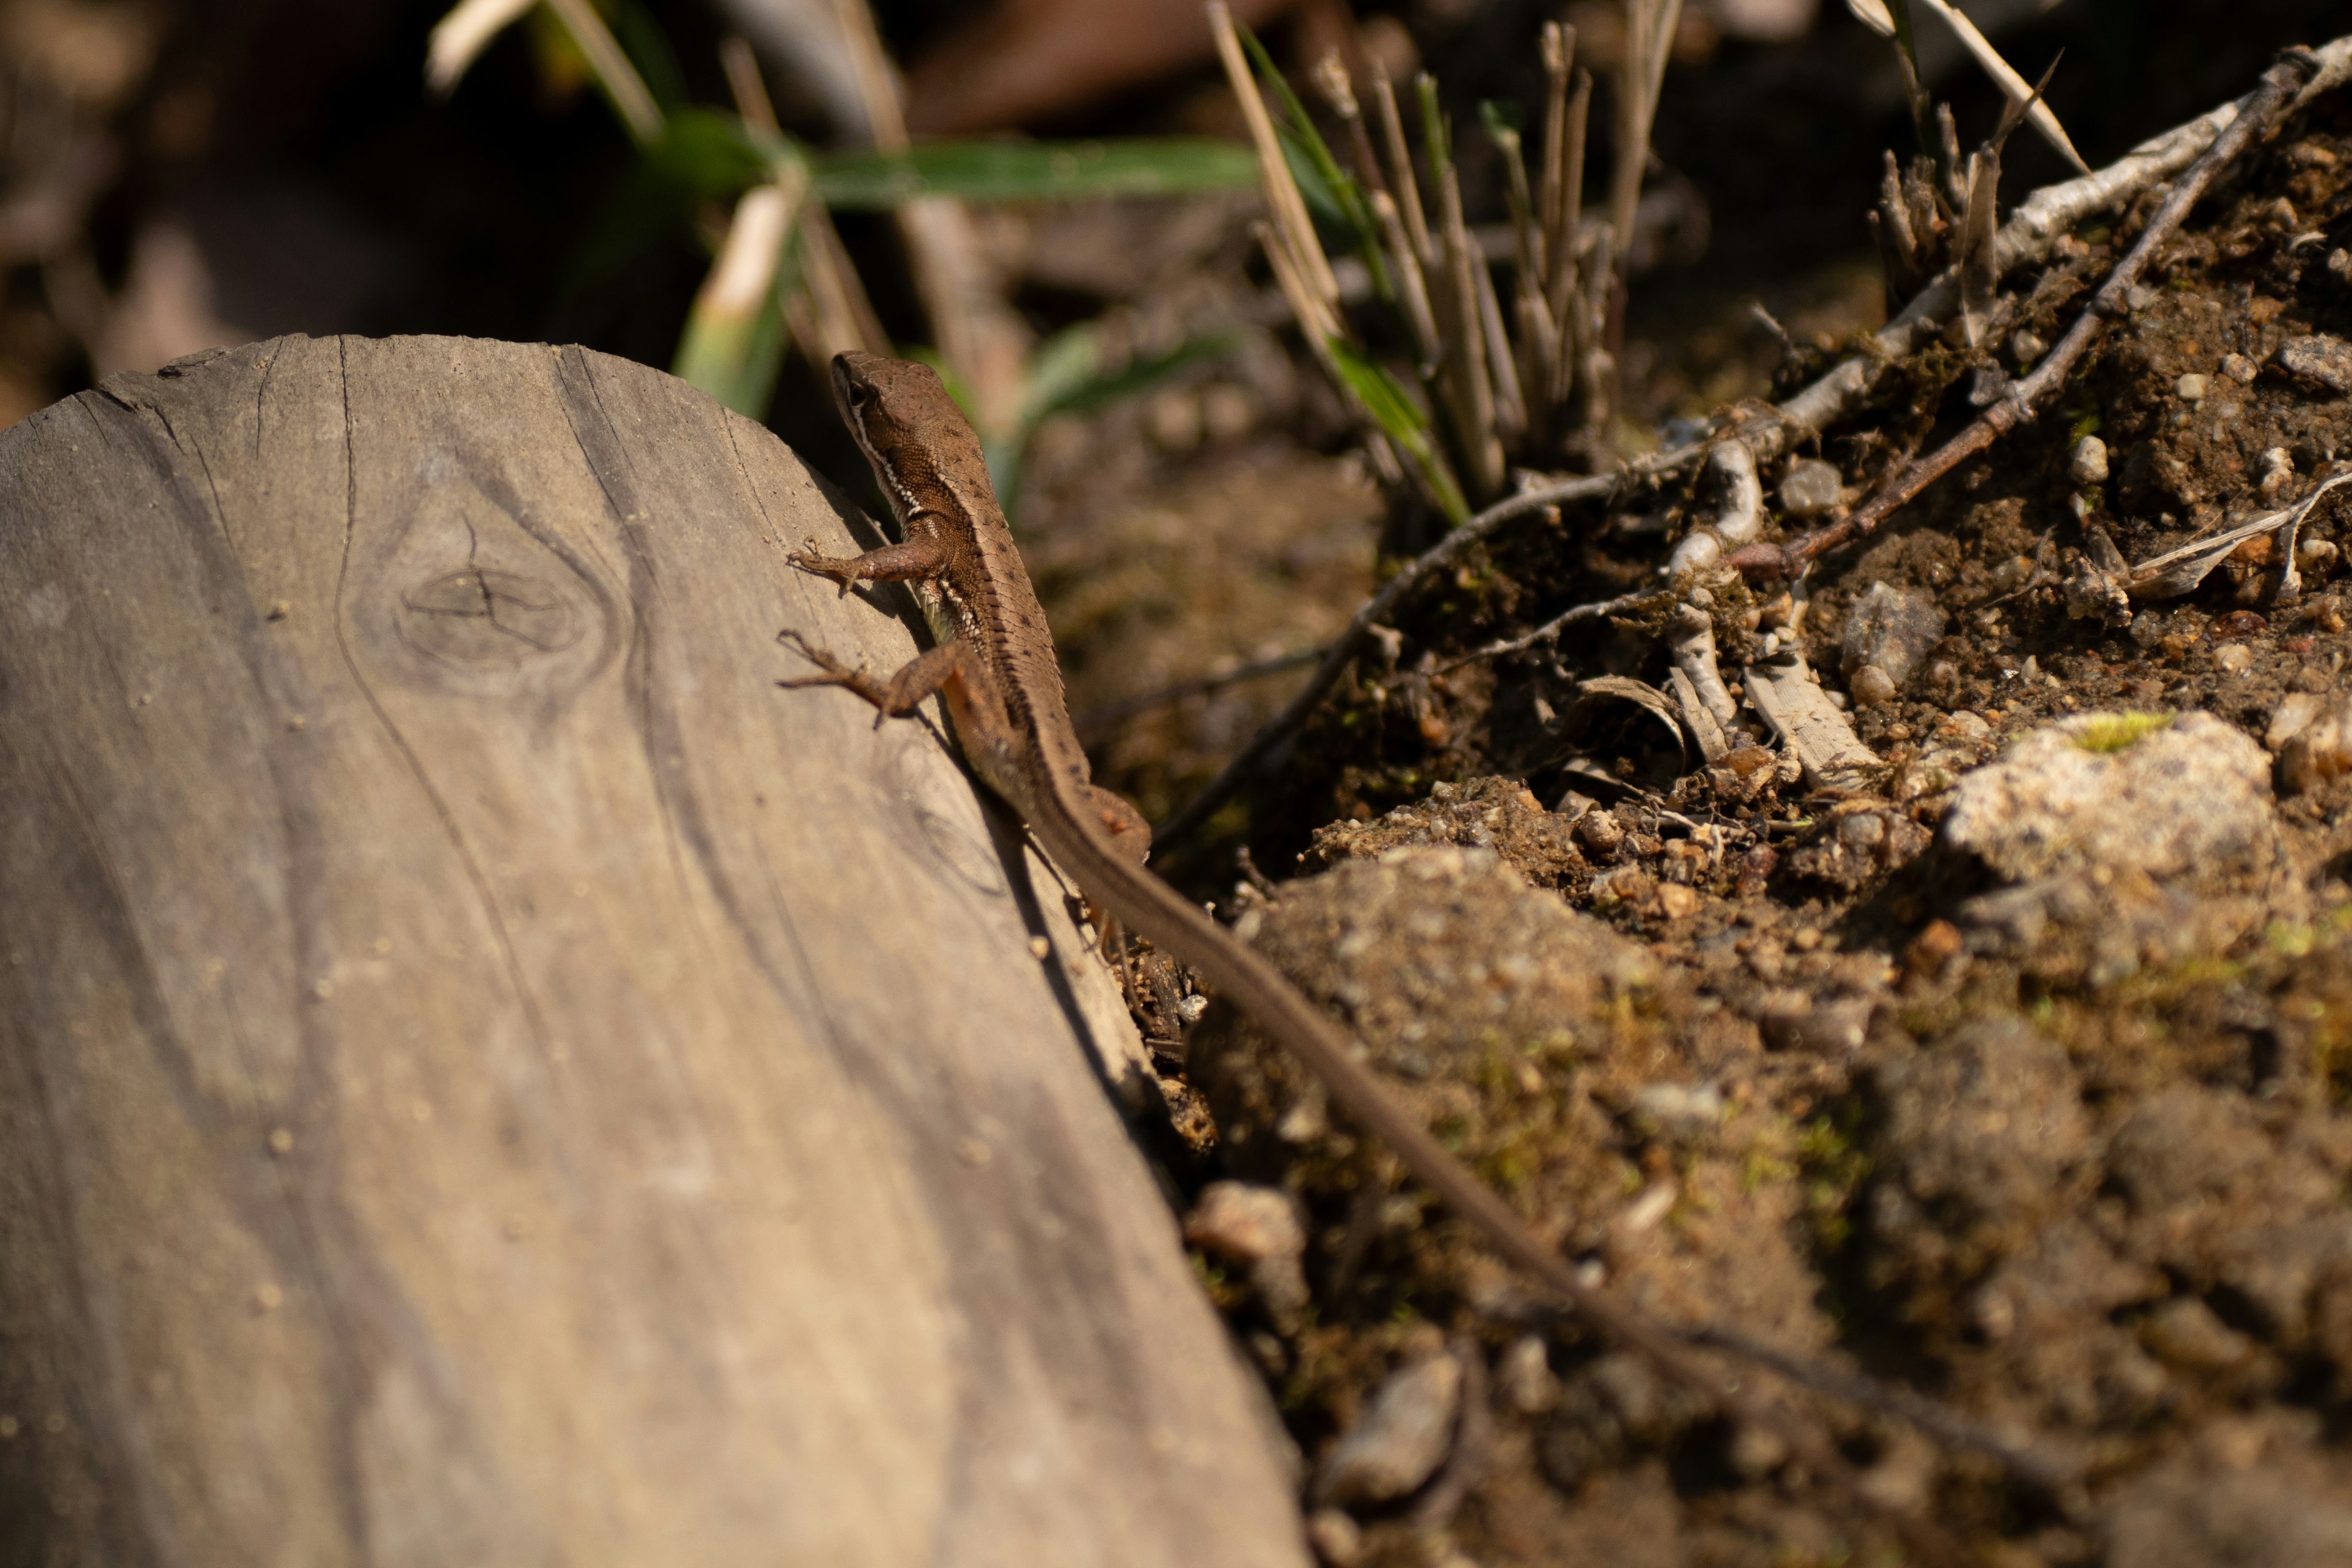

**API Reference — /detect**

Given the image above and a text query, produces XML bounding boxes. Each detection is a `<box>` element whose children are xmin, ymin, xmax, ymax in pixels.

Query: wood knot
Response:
<box><xmin>398</xmin><ymin>567</ymin><xmax>584</xmax><ymax>668</ymax></box>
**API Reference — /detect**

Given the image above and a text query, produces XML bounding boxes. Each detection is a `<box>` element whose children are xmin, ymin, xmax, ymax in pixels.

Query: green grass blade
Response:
<box><xmin>1034</xmin><ymin>330</ymin><xmax>1242</xmax><ymax>424</ymax></box>
<box><xmin>1327</xmin><ymin>338</ymin><xmax>1468</xmax><ymax>524</ymax></box>
<box><xmin>1234</xmin><ymin>21</ymin><xmax>1392</xmax><ymax>301</ymax></box>
<box><xmin>812</xmin><ymin>138</ymin><xmax>1256</xmax><ymax>208</ymax></box>
<box><xmin>672</xmin><ymin>183</ymin><xmax>804</xmax><ymax>419</ymax></box>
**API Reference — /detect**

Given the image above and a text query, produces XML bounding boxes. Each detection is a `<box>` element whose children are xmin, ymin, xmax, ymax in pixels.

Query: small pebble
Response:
<box><xmin>2277</xmin><ymin>698</ymin><xmax>2352</xmax><ymax>794</ymax></box>
<box><xmin>1632</xmin><ymin>1082</ymin><xmax>1725</xmax><ymax>1138</ymax></box>
<box><xmin>1654</xmin><ymin>882</ymin><xmax>1701</xmax><ymax>921</ymax></box>
<box><xmin>2220</xmin><ymin>352</ymin><xmax>2259</xmax><ymax>384</ymax></box>
<box><xmin>2331</xmin><ymin>247</ymin><xmax>2352</xmax><ymax>282</ymax></box>
<box><xmin>2300</xmin><ymin>537</ymin><xmax>2340</xmax><ymax>573</ymax></box>
<box><xmin>1306</xmin><ymin>1509</ymin><xmax>1365</xmax><ymax>1567</ymax></box>
<box><xmin>1499</xmin><ymin>1336</ymin><xmax>1559</xmax><ymax>1415</ymax></box>
<box><xmin>1313</xmin><ymin>1354</ymin><xmax>1463</xmax><ymax>1506</ymax></box>
<box><xmin>1778</xmin><ymin>458</ymin><xmax>1845</xmax><ymax>517</ymax></box>
<box><xmin>2214</xmin><ymin>642</ymin><xmax>2253</xmax><ymax>674</ymax></box>
<box><xmin>1575</xmin><ymin>810</ymin><xmax>1626</xmax><ymax>856</ymax></box>
<box><xmin>2069</xmin><ymin>434</ymin><xmax>2109</xmax><ymax>485</ymax></box>
<box><xmin>1840</xmin><ymin>581</ymin><xmax>1946</xmax><ymax>691</ymax></box>
<box><xmin>2176</xmin><ymin>373</ymin><xmax>2208</xmax><ymax>402</ymax></box>
<box><xmin>1145</xmin><ymin>390</ymin><xmax>1202</xmax><ymax>452</ymax></box>
<box><xmin>2277</xmin><ymin>333</ymin><xmax>2352</xmax><ymax>393</ymax></box>
<box><xmin>1183</xmin><ymin>1182</ymin><xmax>1305</xmax><ymax>1263</ymax></box>
<box><xmin>2008</xmin><ymin>328</ymin><xmax>2046</xmax><ymax>366</ymax></box>
<box><xmin>2259</xmin><ymin>446</ymin><xmax>2296</xmax><ymax>501</ymax></box>
<box><xmin>1851</xmin><ymin>664</ymin><xmax>1898</xmax><ymax>706</ymax></box>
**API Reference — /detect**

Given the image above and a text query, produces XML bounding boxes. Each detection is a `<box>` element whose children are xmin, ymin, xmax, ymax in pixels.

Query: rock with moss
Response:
<box><xmin>1942</xmin><ymin>710</ymin><xmax>2275</xmax><ymax>886</ymax></box>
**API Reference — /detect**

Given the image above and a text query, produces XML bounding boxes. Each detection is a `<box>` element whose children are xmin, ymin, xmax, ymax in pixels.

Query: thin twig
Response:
<box><xmin>1156</xmin><ymin>472</ymin><xmax>1628</xmax><ymax>845</ymax></box>
<box><xmin>1689</xmin><ymin>1323</ymin><xmax>2083</xmax><ymax>1496</ymax></box>
<box><xmin>1437</xmin><ymin>588</ymin><xmax>1668</xmax><ymax>673</ymax></box>
<box><xmin>1739</xmin><ymin>46</ymin><xmax>2320</xmax><ymax>578</ymax></box>
<box><xmin>1156</xmin><ymin>36</ymin><xmax>2352</xmax><ymax>850</ymax></box>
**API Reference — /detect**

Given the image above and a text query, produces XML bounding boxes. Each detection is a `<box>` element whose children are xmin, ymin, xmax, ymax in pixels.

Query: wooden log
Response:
<box><xmin>0</xmin><ymin>336</ymin><xmax>1307</xmax><ymax>1567</ymax></box>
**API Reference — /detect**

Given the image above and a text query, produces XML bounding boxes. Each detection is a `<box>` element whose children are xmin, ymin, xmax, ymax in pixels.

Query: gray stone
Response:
<box><xmin>1839</xmin><ymin>581</ymin><xmax>1947</xmax><ymax>690</ymax></box>
<box><xmin>2279</xmin><ymin>334</ymin><xmax>2352</xmax><ymax>394</ymax></box>
<box><xmin>1778</xmin><ymin>458</ymin><xmax>1845</xmax><ymax>516</ymax></box>
<box><xmin>1942</xmin><ymin>711</ymin><xmax>2274</xmax><ymax>884</ymax></box>
<box><xmin>1184</xmin><ymin>1182</ymin><xmax>1306</xmax><ymax>1262</ymax></box>
<box><xmin>2070</xmin><ymin>434</ymin><xmax>2110</xmax><ymax>484</ymax></box>
<box><xmin>1313</xmin><ymin>1353</ymin><xmax>1463</xmax><ymax>1506</ymax></box>
<box><xmin>1850</xmin><ymin>663</ymin><xmax>1898</xmax><ymax>706</ymax></box>
<box><xmin>2272</xmin><ymin>697</ymin><xmax>2352</xmax><ymax>794</ymax></box>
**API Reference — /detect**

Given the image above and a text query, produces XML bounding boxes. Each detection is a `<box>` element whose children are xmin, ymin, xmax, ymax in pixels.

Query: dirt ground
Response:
<box><xmin>1039</xmin><ymin>61</ymin><xmax>2352</xmax><ymax>1568</ymax></box>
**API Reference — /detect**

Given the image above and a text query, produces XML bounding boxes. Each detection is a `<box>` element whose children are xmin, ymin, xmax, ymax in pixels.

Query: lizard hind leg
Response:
<box><xmin>778</xmin><ymin>631</ymin><xmax>967</xmax><ymax>728</ymax></box>
<box><xmin>1077</xmin><ymin>784</ymin><xmax>1152</xmax><ymax>1006</ymax></box>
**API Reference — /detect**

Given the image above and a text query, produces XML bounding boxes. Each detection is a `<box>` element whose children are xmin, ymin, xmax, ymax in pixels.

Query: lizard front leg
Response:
<box><xmin>789</xmin><ymin>535</ymin><xmax>949</xmax><ymax>597</ymax></box>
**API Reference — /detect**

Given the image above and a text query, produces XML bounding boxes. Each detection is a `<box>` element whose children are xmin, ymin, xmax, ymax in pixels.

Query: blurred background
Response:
<box><xmin>0</xmin><ymin>0</ymin><xmax>2337</xmax><ymax>428</ymax></box>
<box><xmin>1</xmin><ymin>0</ymin><xmax>2341</xmax><ymax>824</ymax></box>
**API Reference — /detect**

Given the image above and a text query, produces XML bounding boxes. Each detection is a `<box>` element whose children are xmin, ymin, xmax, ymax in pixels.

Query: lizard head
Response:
<box><xmin>829</xmin><ymin>350</ymin><xmax>990</xmax><ymax>528</ymax></box>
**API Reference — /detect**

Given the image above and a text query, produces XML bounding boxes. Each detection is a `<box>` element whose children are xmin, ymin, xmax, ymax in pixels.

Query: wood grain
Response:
<box><xmin>0</xmin><ymin>336</ymin><xmax>1306</xmax><ymax>1567</ymax></box>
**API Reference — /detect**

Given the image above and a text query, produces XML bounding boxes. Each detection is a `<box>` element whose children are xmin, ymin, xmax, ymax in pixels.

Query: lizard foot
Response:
<box><xmin>788</xmin><ymin>538</ymin><xmax>859</xmax><ymax>598</ymax></box>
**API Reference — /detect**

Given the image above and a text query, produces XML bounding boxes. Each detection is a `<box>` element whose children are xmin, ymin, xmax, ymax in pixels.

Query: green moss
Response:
<box><xmin>2268</xmin><ymin>921</ymin><xmax>2319</xmax><ymax>959</ymax></box>
<box><xmin>1796</xmin><ymin>1108</ymin><xmax>1872</xmax><ymax>1256</ymax></box>
<box><xmin>2071</xmin><ymin>710</ymin><xmax>2173</xmax><ymax>752</ymax></box>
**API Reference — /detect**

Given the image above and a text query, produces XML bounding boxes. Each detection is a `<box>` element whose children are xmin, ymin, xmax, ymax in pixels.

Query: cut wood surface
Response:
<box><xmin>0</xmin><ymin>335</ymin><xmax>1308</xmax><ymax>1567</ymax></box>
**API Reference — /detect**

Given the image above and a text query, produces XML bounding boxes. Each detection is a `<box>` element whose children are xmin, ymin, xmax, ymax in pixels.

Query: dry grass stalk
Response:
<box><xmin>542</xmin><ymin>0</ymin><xmax>663</xmax><ymax>144</ymax></box>
<box><xmin>1747</xmin><ymin>47</ymin><xmax>2322</xmax><ymax>578</ymax></box>
<box><xmin>1210</xmin><ymin>2</ymin><xmax>1339</xmax><ymax>321</ymax></box>
<box><xmin>833</xmin><ymin>0</ymin><xmax>1030</xmax><ymax>432</ymax></box>
<box><xmin>1164</xmin><ymin>36</ymin><xmax>2352</xmax><ymax>855</ymax></box>
<box><xmin>1610</xmin><ymin>0</ymin><xmax>1683</xmax><ymax>274</ymax></box>
<box><xmin>1370</xmin><ymin>67</ymin><xmax>1434</xmax><ymax>269</ymax></box>
<box><xmin>1425</xmin><ymin>86</ymin><xmax>1506</xmax><ymax>499</ymax></box>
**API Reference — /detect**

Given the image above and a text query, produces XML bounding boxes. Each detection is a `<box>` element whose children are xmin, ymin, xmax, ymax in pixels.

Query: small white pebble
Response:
<box><xmin>2214</xmin><ymin>642</ymin><xmax>2253</xmax><ymax>674</ymax></box>
<box><xmin>2177</xmin><ymin>373</ymin><xmax>2209</xmax><ymax>402</ymax></box>
<box><xmin>1027</xmin><ymin>936</ymin><xmax>1052</xmax><ymax>959</ymax></box>
<box><xmin>1851</xmin><ymin>665</ymin><xmax>1898</xmax><ymax>706</ymax></box>
<box><xmin>2299</xmin><ymin>537</ymin><xmax>2339</xmax><ymax>572</ymax></box>
<box><xmin>2070</xmin><ymin>435</ymin><xmax>2109</xmax><ymax>485</ymax></box>
<box><xmin>2221</xmin><ymin>352</ymin><xmax>2258</xmax><ymax>384</ymax></box>
<box><xmin>2260</xmin><ymin>446</ymin><xmax>2296</xmax><ymax>501</ymax></box>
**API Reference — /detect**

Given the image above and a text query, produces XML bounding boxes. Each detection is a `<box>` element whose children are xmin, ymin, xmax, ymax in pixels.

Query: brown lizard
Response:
<box><xmin>778</xmin><ymin>350</ymin><xmax>1961</xmax><ymax>1550</ymax></box>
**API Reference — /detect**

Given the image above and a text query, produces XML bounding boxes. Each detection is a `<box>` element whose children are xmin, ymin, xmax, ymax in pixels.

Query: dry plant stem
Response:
<box><xmin>1691</xmin><ymin>1324</ymin><xmax>2082</xmax><ymax>1496</ymax></box>
<box><xmin>1372</xmin><ymin>69</ymin><xmax>1434</xmax><ymax>265</ymax></box>
<box><xmin>1211</xmin><ymin>2</ymin><xmax>1340</xmax><ymax>312</ymax></box>
<box><xmin>1438</xmin><ymin>586</ymin><xmax>1669</xmax><ymax>673</ymax></box>
<box><xmin>544</xmin><ymin>0</ymin><xmax>662</xmax><ymax>143</ymax></box>
<box><xmin>1539</xmin><ymin>23</ymin><xmax>1575</xmax><ymax>268</ymax></box>
<box><xmin>1373</xmin><ymin>190</ymin><xmax>1443</xmax><ymax>361</ymax></box>
<box><xmin>832</xmin><ymin>0</ymin><xmax>1030</xmax><ymax>431</ymax></box>
<box><xmin>1610</xmin><ymin>0</ymin><xmax>1683</xmax><ymax>274</ymax></box>
<box><xmin>720</xmin><ymin>34</ymin><xmax>780</xmax><ymax>135</ymax></box>
<box><xmin>1476</xmin><ymin>246</ymin><xmax>1529</xmax><ymax>441</ymax></box>
<box><xmin>1757</xmin><ymin>46</ymin><xmax>2320</xmax><ymax>576</ymax></box>
<box><xmin>1430</xmin><ymin>104</ymin><xmax>1506</xmax><ymax>497</ymax></box>
<box><xmin>1157</xmin><ymin>471</ymin><xmax>1622</xmax><ymax>845</ymax></box>
<box><xmin>794</xmin><ymin>203</ymin><xmax>889</xmax><ymax>361</ymax></box>
<box><xmin>1159</xmin><ymin>36</ymin><xmax>2352</xmax><ymax>846</ymax></box>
